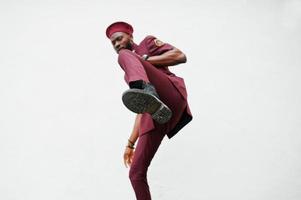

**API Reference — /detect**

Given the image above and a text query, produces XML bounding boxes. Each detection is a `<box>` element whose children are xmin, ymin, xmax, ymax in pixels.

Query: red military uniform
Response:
<box><xmin>119</xmin><ymin>35</ymin><xmax>192</xmax><ymax>138</ymax></box>
<box><xmin>117</xmin><ymin>36</ymin><xmax>192</xmax><ymax>200</ymax></box>
<box><xmin>106</xmin><ymin>21</ymin><xmax>192</xmax><ymax>200</ymax></box>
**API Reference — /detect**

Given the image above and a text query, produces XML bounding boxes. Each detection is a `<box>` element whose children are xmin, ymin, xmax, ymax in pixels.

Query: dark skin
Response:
<box><xmin>109</xmin><ymin>31</ymin><xmax>187</xmax><ymax>167</ymax></box>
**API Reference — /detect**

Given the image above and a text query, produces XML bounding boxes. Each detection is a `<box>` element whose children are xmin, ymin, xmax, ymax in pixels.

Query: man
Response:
<box><xmin>106</xmin><ymin>21</ymin><xmax>192</xmax><ymax>200</ymax></box>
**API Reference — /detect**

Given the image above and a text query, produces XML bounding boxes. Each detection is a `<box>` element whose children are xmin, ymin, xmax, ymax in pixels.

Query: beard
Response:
<box><xmin>125</xmin><ymin>41</ymin><xmax>133</xmax><ymax>50</ymax></box>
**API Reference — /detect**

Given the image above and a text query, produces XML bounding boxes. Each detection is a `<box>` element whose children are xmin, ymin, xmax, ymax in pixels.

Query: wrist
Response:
<box><xmin>127</xmin><ymin>139</ymin><xmax>135</xmax><ymax>149</ymax></box>
<box><xmin>142</xmin><ymin>54</ymin><xmax>149</xmax><ymax>61</ymax></box>
<box><xmin>126</xmin><ymin>145</ymin><xmax>135</xmax><ymax>149</ymax></box>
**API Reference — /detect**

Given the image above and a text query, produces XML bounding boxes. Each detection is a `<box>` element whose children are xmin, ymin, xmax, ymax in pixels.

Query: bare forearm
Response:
<box><xmin>147</xmin><ymin>48</ymin><xmax>187</xmax><ymax>67</ymax></box>
<box><xmin>124</xmin><ymin>114</ymin><xmax>141</xmax><ymax>167</ymax></box>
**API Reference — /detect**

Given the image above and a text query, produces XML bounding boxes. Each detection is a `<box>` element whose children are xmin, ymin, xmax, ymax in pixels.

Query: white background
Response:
<box><xmin>1</xmin><ymin>0</ymin><xmax>301</xmax><ymax>199</ymax></box>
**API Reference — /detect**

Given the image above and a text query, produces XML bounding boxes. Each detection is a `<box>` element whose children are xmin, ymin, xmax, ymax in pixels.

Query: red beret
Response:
<box><xmin>106</xmin><ymin>21</ymin><xmax>134</xmax><ymax>38</ymax></box>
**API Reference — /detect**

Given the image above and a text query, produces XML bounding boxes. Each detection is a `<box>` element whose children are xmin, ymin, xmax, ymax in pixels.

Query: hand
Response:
<box><xmin>123</xmin><ymin>147</ymin><xmax>135</xmax><ymax>168</ymax></box>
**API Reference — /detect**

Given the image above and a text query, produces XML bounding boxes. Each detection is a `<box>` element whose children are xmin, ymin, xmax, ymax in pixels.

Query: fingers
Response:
<box><xmin>123</xmin><ymin>157</ymin><xmax>127</xmax><ymax>168</ymax></box>
<box><xmin>124</xmin><ymin>153</ymin><xmax>129</xmax><ymax>168</ymax></box>
<box><xmin>127</xmin><ymin>158</ymin><xmax>131</xmax><ymax>168</ymax></box>
<box><xmin>123</xmin><ymin>150</ymin><xmax>134</xmax><ymax>168</ymax></box>
<box><xmin>124</xmin><ymin>157</ymin><xmax>131</xmax><ymax>168</ymax></box>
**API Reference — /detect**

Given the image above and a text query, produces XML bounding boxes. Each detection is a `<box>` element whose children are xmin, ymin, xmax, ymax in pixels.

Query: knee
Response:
<box><xmin>118</xmin><ymin>49</ymin><xmax>140</xmax><ymax>63</ymax></box>
<box><xmin>118</xmin><ymin>49</ymin><xmax>135</xmax><ymax>58</ymax></box>
<box><xmin>129</xmin><ymin>167</ymin><xmax>146</xmax><ymax>182</ymax></box>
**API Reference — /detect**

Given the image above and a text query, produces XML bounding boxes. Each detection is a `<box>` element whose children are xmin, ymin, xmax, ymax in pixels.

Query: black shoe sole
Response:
<box><xmin>122</xmin><ymin>89</ymin><xmax>172</xmax><ymax>124</ymax></box>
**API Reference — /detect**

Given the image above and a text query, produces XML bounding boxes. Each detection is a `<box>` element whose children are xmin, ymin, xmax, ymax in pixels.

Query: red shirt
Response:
<box><xmin>133</xmin><ymin>35</ymin><xmax>192</xmax><ymax>138</ymax></box>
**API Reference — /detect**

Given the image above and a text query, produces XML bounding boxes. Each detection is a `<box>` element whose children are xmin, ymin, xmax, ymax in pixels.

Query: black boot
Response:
<box><xmin>122</xmin><ymin>81</ymin><xmax>172</xmax><ymax>124</ymax></box>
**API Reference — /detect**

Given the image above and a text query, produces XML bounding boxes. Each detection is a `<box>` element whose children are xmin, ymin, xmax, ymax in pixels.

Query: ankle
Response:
<box><xmin>129</xmin><ymin>80</ymin><xmax>148</xmax><ymax>89</ymax></box>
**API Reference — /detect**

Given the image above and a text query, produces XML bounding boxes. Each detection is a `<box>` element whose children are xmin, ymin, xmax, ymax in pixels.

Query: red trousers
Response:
<box><xmin>118</xmin><ymin>49</ymin><xmax>186</xmax><ymax>200</ymax></box>
<box><xmin>129</xmin><ymin>127</ymin><xmax>165</xmax><ymax>200</ymax></box>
